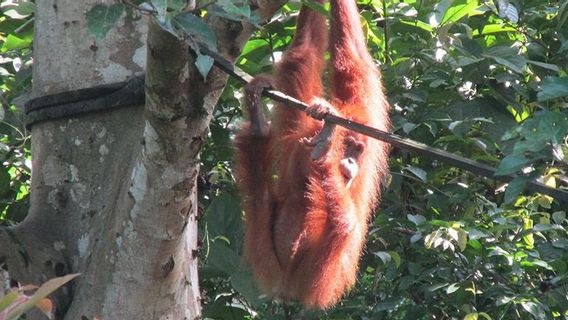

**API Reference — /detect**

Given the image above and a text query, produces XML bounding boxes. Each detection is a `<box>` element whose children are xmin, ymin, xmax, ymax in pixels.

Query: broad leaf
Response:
<box><xmin>537</xmin><ymin>77</ymin><xmax>568</xmax><ymax>102</ymax></box>
<box><xmin>495</xmin><ymin>155</ymin><xmax>529</xmax><ymax>176</ymax></box>
<box><xmin>1</xmin><ymin>34</ymin><xmax>32</xmax><ymax>52</ymax></box>
<box><xmin>86</xmin><ymin>4</ymin><xmax>125</xmax><ymax>41</ymax></box>
<box><xmin>6</xmin><ymin>274</ymin><xmax>79</xmax><ymax>320</ymax></box>
<box><xmin>503</xmin><ymin>176</ymin><xmax>531</xmax><ymax>203</ymax></box>
<box><xmin>171</xmin><ymin>13</ymin><xmax>217</xmax><ymax>49</ymax></box>
<box><xmin>195</xmin><ymin>53</ymin><xmax>214</xmax><ymax>81</ymax></box>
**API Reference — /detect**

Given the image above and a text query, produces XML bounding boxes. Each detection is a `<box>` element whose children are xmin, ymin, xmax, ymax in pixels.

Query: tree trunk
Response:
<box><xmin>0</xmin><ymin>1</ymin><xmax>283</xmax><ymax>319</ymax></box>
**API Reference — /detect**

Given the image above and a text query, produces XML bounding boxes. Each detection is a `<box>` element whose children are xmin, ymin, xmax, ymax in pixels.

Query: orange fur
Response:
<box><xmin>234</xmin><ymin>0</ymin><xmax>390</xmax><ymax>309</ymax></box>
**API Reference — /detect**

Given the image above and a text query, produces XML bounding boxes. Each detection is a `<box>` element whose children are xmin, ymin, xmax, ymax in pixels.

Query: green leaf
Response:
<box><xmin>503</xmin><ymin>176</ymin><xmax>531</xmax><ymax>204</ymax></box>
<box><xmin>398</xmin><ymin>19</ymin><xmax>434</xmax><ymax>32</ymax></box>
<box><xmin>402</xmin><ymin>122</ymin><xmax>418</xmax><ymax>134</ymax></box>
<box><xmin>446</xmin><ymin>283</ymin><xmax>460</xmax><ymax>294</ymax></box>
<box><xmin>429</xmin><ymin>220</ymin><xmax>451</xmax><ymax>227</ymax></box>
<box><xmin>13</xmin><ymin>2</ymin><xmax>35</xmax><ymax>16</ymax></box>
<box><xmin>230</xmin><ymin>270</ymin><xmax>262</xmax><ymax>306</ymax></box>
<box><xmin>0</xmin><ymin>291</ymin><xmax>20</xmax><ymax>313</ymax></box>
<box><xmin>520</xmin><ymin>301</ymin><xmax>547</xmax><ymax>319</ymax></box>
<box><xmin>171</xmin><ymin>13</ymin><xmax>217</xmax><ymax>49</ymax></box>
<box><xmin>426</xmin><ymin>282</ymin><xmax>448</xmax><ymax>292</ymax></box>
<box><xmin>398</xmin><ymin>276</ymin><xmax>416</xmax><ymax>290</ymax></box>
<box><xmin>532</xmin><ymin>224</ymin><xmax>554</xmax><ymax>232</ymax></box>
<box><xmin>207</xmin><ymin>0</ymin><xmax>260</xmax><ymax>25</ymax></box>
<box><xmin>496</xmin><ymin>296</ymin><xmax>514</xmax><ymax>306</ymax></box>
<box><xmin>166</xmin><ymin>0</ymin><xmax>188</xmax><ymax>11</ymax></box>
<box><xmin>483</xmin><ymin>46</ymin><xmax>526</xmax><ymax>74</ymax></box>
<box><xmin>537</xmin><ymin>77</ymin><xmax>568</xmax><ymax>102</ymax></box>
<box><xmin>523</xmin><ymin>218</ymin><xmax>535</xmax><ymax>248</ymax></box>
<box><xmin>512</xmin><ymin>139</ymin><xmax>547</xmax><ymax>154</ymax></box>
<box><xmin>1</xmin><ymin>34</ymin><xmax>32</xmax><ymax>53</ymax></box>
<box><xmin>552</xmin><ymin>211</ymin><xmax>566</xmax><ymax>224</ymax></box>
<box><xmin>408</xmin><ymin>262</ymin><xmax>423</xmax><ymax>275</ymax></box>
<box><xmin>495</xmin><ymin>155</ymin><xmax>529</xmax><ymax>176</ymax></box>
<box><xmin>206</xmin><ymin>241</ymin><xmax>242</xmax><ymax>275</ymax></box>
<box><xmin>536</xmin><ymin>111</ymin><xmax>567</xmax><ymax>144</ymax></box>
<box><xmin>467</xmin><ymin>239</ymin><xmax>482</xmax><ymax>251</ymax></box>
<box><xmin>407</xmin><ymin>214</ymin><xmax>426</xmax><ymax>226</ymax></box>
<box><xmin>457</xmin><ymin>229</ymin><xmax>467</xmax><ymax>251</ymax></box>
<box><xmin>473</xmin><ymin>24</ymin><xmax>516</xmax><ymax>35</ymax></box>
<box><xmin>488</xmin><ymin>246</ymin><xmax>509</xmax><ymax>257</ymax></box>
<box><xmin>0</xmin><ymin>67</ymin><xmax>10</xmax><ymax>76</ymax></box>
<box><xmin>204</xmin><ymin>193</ymin><xmax>242</xmax><ymax>246</ymax></box>
<box><xmin>214</xmin><ymin>0</ymin><xmax>251</xmax><ymax>18</ymax></box>
<box><xmin>7</xmin><ymin>274</ymin><xmax>79</xmax><ymax>320</ymax></box>
<box><xmin>195</xmin><ymin>54</ymin><xmax>214</xmax><ymax>81</ymax></box>
<box><xmin>537</xmin><ymin>194</ymin><xmax>553</xmax><ymax>209</ymax></box>
<box><xmin>440</xmin><ymin>0</ymin><xmax>478</xmax><ymax>25</ymax></box>
<box><xmin>374</xmin><ymin>251</ymin><xmax>392</xmax><ymax>264</ymax></box>
<box><xmin>240</xmin><ymin>39</ymin><xmax>270</xmax><ymax>56</ymax></box>
<box><xmin>374</xmin><ymin>298</ymin><xmax>401</xmax><ymax>311</ymax></box>
<box><xmin>497</xmin><ymin>1</ymin><xmax>518</xmax><ymax>23</ymax></box>
<box><xmin>557</xmin><ymin>1</ymin><xmax>568</xmax><ymax>29</ymax></box>
<box><xmin>491</xmin><ymin>55</ymin><xmax>526</xmax><ymax>74</ymax></box>
<box><xmin>531</xmin><ymin>260</ymin><xmax>553</xmax><ymax>270</ymax></box>
<box><xmin>478</xmin><ymin>313</ymin><xmax>492</xmax><ymax>320</ymax></box>
<box><xmin>405</xmin><ymin>165</ymin><xmax>428</xmax><ymax>182</ymax></box>
<box><xmin>151</xmin><ymin>0</ymin><xmax>168</xmax><ymax>23</ymax></box>
<box><xmin>527</xmin><ymin>60</ymin><xmax>560</xmax><ymax>72</ymax></box>
<box><xmin>464</xmin><ymin>313</ymin><xmax>479</xmax><ymax>320</ymax></box>
<box><xmin>86</xmin><ymin>4</ymin><xmax>125</xmax><ymax>41</ymax></box>
<box><xmin>389</xmin><ymin>251</ymin><xmax>401</xmax><ymax>267</ymax></box>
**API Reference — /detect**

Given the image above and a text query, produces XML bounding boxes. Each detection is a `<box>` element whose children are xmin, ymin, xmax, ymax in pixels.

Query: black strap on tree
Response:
<box><xmin>23</xmin><ymin>45</ymin><xmax>568</xmax><ymax>203</ymax></box>
<box><xmin>25</xmin><ymin>75</ymin><xmax>145</xmax><ymax>129</ymax></box>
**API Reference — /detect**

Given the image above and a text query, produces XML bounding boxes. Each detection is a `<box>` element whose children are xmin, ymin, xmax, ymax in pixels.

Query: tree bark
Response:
<box><xmin>0</xmin><ymin>1</ymin><xmax>284</xmax><ymax>319</ymax></box>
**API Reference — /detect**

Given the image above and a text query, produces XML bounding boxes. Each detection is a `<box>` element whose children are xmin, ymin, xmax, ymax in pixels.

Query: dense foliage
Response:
<box><xmin>1</xmin><ymin>0</ymin><xmax>568</xmax><ymax>319</ymax></box>
<box><xmin>0</xmin><ymin>1</ymin><xmax>32</xmax><ymax>225</ymax></box>
<box><xmin>198</xmin><ymin>0</ymin><xmax>568</xmax><ymax>319</ymax></box>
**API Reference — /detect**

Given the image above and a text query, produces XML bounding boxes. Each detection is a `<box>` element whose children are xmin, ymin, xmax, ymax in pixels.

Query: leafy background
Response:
<box><xmin>0</xmin><ymin>0</ymin><xmax>32</xmax><ymax>226</ymax></box>
<box><xmin>2</xmin><ymin>0</ymin><xmax>568</xmax><ymax>319</ymax></box>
